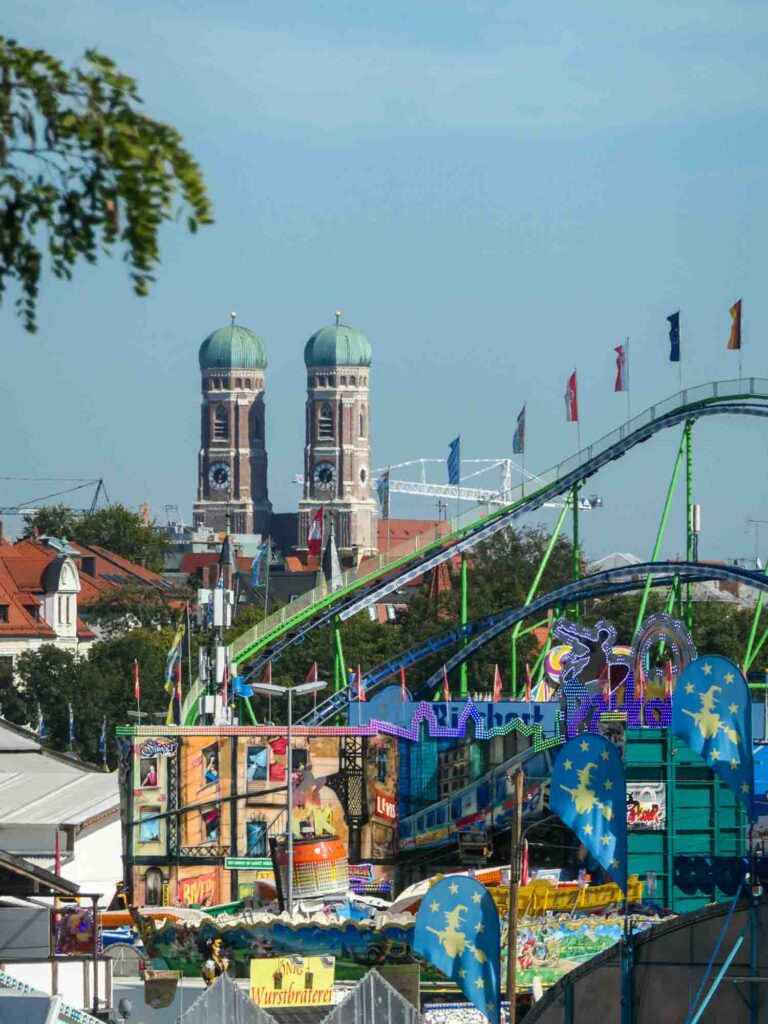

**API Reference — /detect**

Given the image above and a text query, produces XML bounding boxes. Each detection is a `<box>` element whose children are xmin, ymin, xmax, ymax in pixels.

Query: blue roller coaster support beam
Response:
<box><xmin>634</xmin><ymin>425</ymin><xmax>687</xmax><ymax>637</ymax></box>
<box><xmin>572</xmin><ymin>483</ymin><xmax>581</xmax><ymax>622</ymax></box>
<box><xmin>685</xmin><ymin>420</ymin><xmax>695</xmax><ymax>631</ymax></box>
<box><xmin>460</xmin><ymin>553</ymin><xmax>469</xmax><ymax>697</ymax></box>
<box><xmin>510</xmin><ymin>502</ymin><xmax>570</xmax><ymax>696</ymax></box>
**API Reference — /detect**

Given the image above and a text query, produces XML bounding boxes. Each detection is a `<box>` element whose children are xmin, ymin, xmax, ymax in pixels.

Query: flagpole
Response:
<box><xmin>506</xmin><ymin>766</ymin><xmax>524</xmax><ymax>1023</ymax></box>
<box><xmin>456</xmin><ymin>434</ymin><xmax>461</xmax><ymax>525</ymax></box>
<box><xmin>625</xmin><ymin>337</ymin><xmax>631</xmax><ymax>423</ymax></box>
<box><xmin>575</xmin><ymin>369</ymin><xmax>582</xmax><ymax>456</ymax></box>
<box><xmin>386</xmin><ymin>466</ymin><xmax>391</xmax><ymax>563</ymax></box>
<box><xmin>521</xmin><ymin>403</ymin><xmax>526</xmax><ymax>498</ymax></box>
<box><xmin>262</xmin><ymin>538</ymin><xmax>271</xmax><ymax>622</ymax></box>
<box><xmin>185</xmin><ymin>602</ymin><xmax>193</xmax><ymax>699</ymax></box>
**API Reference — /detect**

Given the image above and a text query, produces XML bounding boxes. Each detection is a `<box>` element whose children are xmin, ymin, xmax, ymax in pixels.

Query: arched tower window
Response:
<box><xmin>350</xmin><ymin>375</ymin><xmax>357</xmax><ymax>387</ymax></box>
<box><xmin>318</xmin><ymin>403</ymin><xmax>334</xmax><ymax>440</ymax></box>
<box><xmin>145</xmin><ymin>867</ymin><xmax>164</xmax><ymax>906</ymax></box>
<box><xmin>252</xmin><ymin>414</ymin><xmax>262</xmax><ymax>442</ymax></box>
<box><xmin>376</xmin><ymin>747</ymin><xmax>389</xmax><ymax>783</ymax></box>
<box><xmin>213</xmin><ymin>406</ymin><xmax>229</xmax><ymax>441</ymax></box>
<box><xmin>359</xmin><ymin>410</ymin><xmax>366</xmax><ymax>437</ymax></box>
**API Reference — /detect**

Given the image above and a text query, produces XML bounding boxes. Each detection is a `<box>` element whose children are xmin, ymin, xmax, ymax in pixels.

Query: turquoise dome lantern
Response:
<box><xmin>199</xmin><ymin>320</ymin><xmax>268</xmax><ymax>371</ymax></box>
<box><xmin>304</xmin><ymin>318</ymin><xmax>372</xmax><ymax>368</ymax></box>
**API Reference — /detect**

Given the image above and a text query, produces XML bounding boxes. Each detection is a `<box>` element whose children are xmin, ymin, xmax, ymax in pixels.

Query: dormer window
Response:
<box><xmin>0</xmin><ymin>605</ymin><xmax>8</xmax><ymax>623</ymax></box>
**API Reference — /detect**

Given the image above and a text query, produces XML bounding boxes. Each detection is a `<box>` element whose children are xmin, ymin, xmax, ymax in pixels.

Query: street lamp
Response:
<box><xmin>251</xmin><ymin>679</ymin><xmax>327</xmax><ymax>915</ymax></box>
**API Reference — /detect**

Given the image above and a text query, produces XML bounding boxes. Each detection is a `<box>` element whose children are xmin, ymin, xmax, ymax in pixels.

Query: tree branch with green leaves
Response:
<box><xmin>0</xmin><ymin>37</ymin><xmax>213</xmax><ymax>331</ymax></box>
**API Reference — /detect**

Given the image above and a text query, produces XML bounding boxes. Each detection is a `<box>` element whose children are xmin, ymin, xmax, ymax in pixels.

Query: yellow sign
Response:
<box><xmin>250</xmin><ymin>955</ymin><xmax>335</xmax><ymax>1008</ymax></box>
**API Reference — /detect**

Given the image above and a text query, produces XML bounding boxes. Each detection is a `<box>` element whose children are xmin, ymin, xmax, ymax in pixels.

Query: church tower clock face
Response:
<box><xmin>208</xmin><ymin>461</ymin><xmax>231</xmax><ymax>492</ymax></box>
<box><xmin>313</xmin><ymin>461</ymin><xmax>336</xmax><ymax>493</ymax></box>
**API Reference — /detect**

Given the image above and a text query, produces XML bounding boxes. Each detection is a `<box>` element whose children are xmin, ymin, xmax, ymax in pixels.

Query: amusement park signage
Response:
<box><xmin>250</xmin><ymin>956</ymin><xmax>335</xmax><ymax>1008</ymax></box>
<box><xmin>138</xmin><ymin>738</ymin><xmax>178</xmax><ymax>758</ymax></box>
<box><xmin>374</xmin><ymin>790</ymin><xmax>397</xmax><ymax>822</ymax></box>
<box><xmin>224</xmin><ymin>857</ymin><xmax>272</xmax><ymax>870</ymax></box>
<box><xmin>626</xmin><ymin>783</ymin><xmax>666</xmax><ymax>831</ymax></box>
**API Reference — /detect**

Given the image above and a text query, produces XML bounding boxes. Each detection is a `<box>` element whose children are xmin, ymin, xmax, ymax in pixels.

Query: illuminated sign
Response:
<box><xmin>138</xmin><ymin>738</ymin><xmax>178</xmax><ymax>758</ymax></box>
<box><xmin>375</xmin><ymin>790</ymin><xmax>396</xmax><ymax>821</ymax></box>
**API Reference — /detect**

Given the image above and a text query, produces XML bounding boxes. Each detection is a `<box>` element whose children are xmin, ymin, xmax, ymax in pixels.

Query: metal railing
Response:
<box><xmin>178</xmin><ymin>973</ymin><xmax>278</xmax><ymax>1024</ymax></box>
<box><xmin>320</xmin><ymin>969</ymin><xmax>425</xmax><ymax>1024</ymax></box>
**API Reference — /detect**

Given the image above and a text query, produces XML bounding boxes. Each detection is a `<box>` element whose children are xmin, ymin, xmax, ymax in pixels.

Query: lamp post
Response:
<box><xmin>251</xmin><ymin>679</ymin><xmax>327</xmax><ymax>915</ymax></box>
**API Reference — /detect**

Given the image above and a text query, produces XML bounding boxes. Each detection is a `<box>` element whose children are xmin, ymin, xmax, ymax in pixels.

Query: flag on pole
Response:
<box><xmin>376</xmin><ymin>471</ymin><xmax>391</xmax><ymax>518</ymax></box>
<box><xmin>68</xmin><ymin>702</ymin><xmax>75</xmax><ymax>748</ymax></box>
<box><xmin>663</xmin><ymin>659</ymin><xmax>674</xmax><ymax>698</ymax></box>
<box><xmin>564</xmin><ymin>371</ymin><xmax>578</xmax><ymax>422</ymax></box>
<box><xmin>222</xmin><ymin>662</ymin><xmax>228</xmax><ymax>707</ymax></box>
<box><xmin>525</xmin><ymin>662</ymin><xmax>533</xmax><ymax>703</ymax></box>
<box><xmin>727</xmin><ymin>299</ymin><xmax>742</xmax><ymax>350</ymax></box>
<box><xmin>400</xmin><ymin>665</ymin><xmax>408</xmax><ymax>703</ymax></box>
<box><xmin>512</xmin><ymin>404</ymin><xmax>526</xmax><ymax>454</ymax></box>
<box><xmin>550</xmin><ymin>733</ymin><xmax>628</xmax><ymax>891</ymax></box>
<box><xmin>492</xmin><ymin>664</ymin><xmax>503</xmax><ymax>702</ymax></box>
<box><xmin>37</xmin><ymin>704</ymin><xmax>46</xmax><ymax>742</ymax></box>
<box><xmin>520</xmin><ymin>839</ymin><xmax>530</xmax><ymax>886</ymax></box>
<box><xmin>98</xmin><ymin>717</ymin><xmax>107</xmax><ymax>764</ymax></box>
<box><xmin>667</xmin><ymin>311</ymin><xmax>680</xmax><ymax>362</ymax></box>
<box><xmin>133</xmin><ymin>659</ymin><xmax>140</xmax><ymax>702</ymax></box>
<box><xmin>614</xmin><ymin>345</ymin><xmax>628</xmax><ymax>392</ymax></box>
<box><xmin>442</xmin><ymin>665</ymin><xmax>452</xmax><ymax>702</ymax></box>
<box><xmin>672</xmin><ymin>655</ymin><xmax>754</xmax><ymax>816</ymax></box>
<box><xmin>305</xmin><ymin>662</ymin><xmax>319</xmax><ymax>684</ymax></box>
<box><xmin>250</xmin><ymin>542</ymin><xmax>269</xmax><ymax>588</ymax></box>
<box><xmin>263</xmin><ymin>661</ymin><xmax>272</xmax><ymax>685</ymax></box>
<box><xmin>307</xmin><ymin>508</ymin><xmax>323</xmax><ymax>557</ymax></box>
<box><xmin>447</xmin><ymin>436</ymin><xmax>461</xmax><ymax>486</ymax></box>
<box><xmin>164</xmin><ymin>617</ymin><xmax>185</xmax><ymax>684</ymax></box>
<box><xmin>356</xmin><ymin>665</ymin><xmax>366</xmax><ymax>703</ymax></box>
<box><xmin>322</xmin><ymin>525</ymin><xmax>344</xmax><ymax>591</ymax></box>
<box><xmin>414</xmin><ymin>876</ymin><xmax>501</xmax><ymax>1024</ymax></box>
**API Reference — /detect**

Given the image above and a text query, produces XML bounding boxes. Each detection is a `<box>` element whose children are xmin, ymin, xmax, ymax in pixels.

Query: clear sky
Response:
<box><xmin>2</xmin><ymin>0</ymin><xmax>768</xmax><ymax>564</ymax></box>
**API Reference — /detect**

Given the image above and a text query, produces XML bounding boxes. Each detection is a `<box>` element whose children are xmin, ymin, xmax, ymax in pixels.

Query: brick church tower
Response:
<box><xmin>192</xmin><ymin>316</ymin><xmax>272</xmax><ymax>535</ymax></box>
<box><xmin>298</xmin><ymin>315</ymin><xmax>378</xmax><ymax>556</ymax></box>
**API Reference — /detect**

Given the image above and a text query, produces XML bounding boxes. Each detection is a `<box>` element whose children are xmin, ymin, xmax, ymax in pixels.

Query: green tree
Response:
<box><xmin>23</xmin><ymin>502</ymin><xmax>169</xmax><ymax>570</ymax></box>
<box><xmin>0</xmin><ymin>38</ymin><xmax>213</xmax><ymax>332</ymax></box>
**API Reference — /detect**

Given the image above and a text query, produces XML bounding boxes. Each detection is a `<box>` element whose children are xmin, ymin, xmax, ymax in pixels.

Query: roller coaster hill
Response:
<box><xmin>188</xmin><ymin>377</ymin><xmax>768</xmax><ymax>913</ymax></box>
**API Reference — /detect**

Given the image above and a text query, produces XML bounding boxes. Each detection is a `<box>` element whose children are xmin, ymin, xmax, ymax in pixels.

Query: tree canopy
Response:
<box><xmin>0</xmin><ymin>38</ymin><xmax>213</xmax><ymax>331</ymax></box>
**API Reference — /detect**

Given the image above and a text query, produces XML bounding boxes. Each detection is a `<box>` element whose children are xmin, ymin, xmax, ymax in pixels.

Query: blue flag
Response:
<box><xmin>414</xmin><ymin>875</ymin><xmax>500</xmax><ymax>1024</ymax></box>
<box><xmin>68</xmin><ymin>703</ymin><xmax>75</xmax><ymax>748</ymax></box>
<box><xmin>232</xmin><ymin>674</ymin><xmax>254</xmax><ymax>698</ymax></box>
<box><xmin>551</xmin><ymin>734</ymin><xmax>627</xmax><ymax>892</ymax></box>
<box><xmin>667</xmin><ymin>311</ymin><xmax>680</xmax><ymax>363</ymax></box>
<box><xmin>251</xmin><ymin>542</ymin><xmax>269</xmax><ymax>588</ymax></box>
<box><xmin>447</xmin><ymin>435</ymin><xmax>461</xmax><ymax>486</ymax></box>
<box><xmin>37</xmin><ymin>704</ymin><xmax>46</xmax><ymax>742</ymax></box>
<box><xmin>672</xmin><ymin>655</ymin><xmax>754</xmax><ymax>817</ymax></box>
<box><xmin>98</xmin><ymin>717</ymin><xmax>107</xmax><ymax>763</ymax></box>
<box><xmin>512</xmin><ymin>404</ymin><xmax>526</xmax><ymax>455</ymax></box>
<box><xmin>376</xmin><ymin>471</ymin><xmax>390</xmax><ymax>518</ymax></box>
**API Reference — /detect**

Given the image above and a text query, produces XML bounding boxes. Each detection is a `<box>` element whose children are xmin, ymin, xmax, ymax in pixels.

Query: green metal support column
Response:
<box><xmin>664</xmin><ymin>727</ymin><xmax>676</xmax><ymax>910</ymax></box>
<box><xmin>511</xmin><ymin>502</ymin><xmax>570</xmax><ymax>695</ymax></box>
<box><xmin>685</xmin><ymin>420</ymin><xmax>695</xmax><ymax>630</ymax></box>
<box><xmin>744</xmin><ymin>562</ymin><xmax>768</xmax><ymax>670</ymax></box>
<box><xmin>634</xmin><ymin>426</ymin><xmax>688</xmax><ymax>636</ymax></box>
<box><xmin>333</xmin><ymin>617</ymin><xmax>346</xmax><ymax>693</ymax></box>
<box><xmin>460</xmin><ymin>553</ymin><xmax>469</xmax><ymax>697</ymax></box>
<box><xmin>572</xmin><ymin>483</ymin><xmax>581</xmax><ymax>622</ymax></box>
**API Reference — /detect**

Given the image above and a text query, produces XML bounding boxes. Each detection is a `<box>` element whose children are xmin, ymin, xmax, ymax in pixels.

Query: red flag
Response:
<box><xmin>524</xmin><ymin>663</ymin><xmax>532</xmax><ymax>703</ymax></box>
<box><xmin>564</xmin><ymin>370</ymin><xmax>579</xmax><ymax>422</ymax></box>
<box><xmin>357</xmin><ymin>665</ymin><xmax>366</xmax><ymax>702</ymax></box>
<box><xmin>263</xmin><ymin>661</ymin><xmax>272</xmax><ymax>685</ymax></box>
<box><xmin>635</xmin><ymin>664</ymin><xmax>644</xmax><ymax>700</ymax></box>
<box><xmin>599</xmin><ymin>664</ymin><xmax>611</xmax><ymax>699</ymax></box>
<box><xmin>492</xmin><ymin>664</ymin><xmax>503</xmax><ymax>703</ymax></box>
<box><xmin>400</xmin><ymin>665</ymin><xmax>408</xmax><ymax>703</ymax></box>
<box><xmin>305</xmin><ymin>662</ymin><xmax>319</xmax><ymax>684</ymax></box>
<box><xmin>307</xmin><ymin>508</ymin><xmax>324</xmax><ymax>557</ymax></box>
<box><xmin>442</xmin><ymin>665</ymin><xmax>452</xmax><ymax>702</ymax></box>
<box><xmin>175</xmin><ymin>658</ymin><xmax>183</xmax><ymax>702</ymax></box>
<box><xmin>614</xmin><ymin>345</ymin><xmax>628</xmax><ymax>392</ymax></box>
<box><xmin>133</xmin><ymin>659</ymin><xmax>140</xmax><ymax>702</ymax></box>
<box><xmin>664</xmin><ymin>659</ymin><xmax>674</xmax><ymax>698</ymax></box>
<box><xmin>728</xmin><ymin>299</ymin><xmax>742</xmax><ymax>351</ymax></box>
<box><xmin>520</xmin><ymin>839</ymin><xmax>530</xmax><ymax>886</ymax></box>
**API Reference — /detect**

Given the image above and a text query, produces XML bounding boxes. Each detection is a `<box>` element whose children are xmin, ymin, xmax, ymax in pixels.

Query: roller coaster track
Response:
<box><xmin>227</xmin><ymin>378</ymin><xmax>768</xmax><ymax>681</ymax></box>
<box><xmin>295</xmin><ymin>560</ymin><xmax>768</xmax><ymax>725</ymax></box>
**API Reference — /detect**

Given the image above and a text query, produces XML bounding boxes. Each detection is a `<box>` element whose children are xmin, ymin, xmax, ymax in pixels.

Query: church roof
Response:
<box><xmin>199</xmin><ymin>324</ymin><xmax>267</xmax><ymax>371</ymax></box>
<box><xmin>304</xmin><ymin>323</ymin><xmax>372</xmax><ymax>368</ymax></box>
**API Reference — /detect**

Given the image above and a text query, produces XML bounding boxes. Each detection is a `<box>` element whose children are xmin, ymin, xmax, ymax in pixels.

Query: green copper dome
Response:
<box><xmin>199</xmin><ymin>324</ymin><xmax>268</xmax><ymax>371</ymax></box>
<box><xmin>304</xmin><ymin>323</ymin><xmax>372</xmax><ymax>368</ymax></box>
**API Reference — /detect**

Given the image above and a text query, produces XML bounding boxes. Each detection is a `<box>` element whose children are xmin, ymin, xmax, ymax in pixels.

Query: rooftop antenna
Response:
<box><xmin>230</xmin><ymin>310</ymin><xmax>237</xmax><ymax>324</ymax></box>
<box><xmin>335</xmin><ymin>310</ymin><xmax>341</xmax><ymax>325</ymax></box>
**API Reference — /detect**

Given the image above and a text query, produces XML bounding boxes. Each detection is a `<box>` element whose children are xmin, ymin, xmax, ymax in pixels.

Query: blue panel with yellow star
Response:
<box><xmin>413</xmin><ymin>875</ymin><xmax>500</xmax><ymax>1024</ymax></box>
<box><xmin>551</xmin><ymin>733</ymin><xmax>628</xmax><ymax>893</ymax></box>
<box><xmin>672</xmin><ymin>655</ymin><xmax>754</xmax><ymax>818</ymax></box>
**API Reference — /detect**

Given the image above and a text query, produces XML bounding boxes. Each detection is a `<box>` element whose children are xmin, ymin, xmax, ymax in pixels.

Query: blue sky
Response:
<box><xmin>2</xmin><ymin>0</ymin><xmax>768</xmax><ymax>563</ymax></box>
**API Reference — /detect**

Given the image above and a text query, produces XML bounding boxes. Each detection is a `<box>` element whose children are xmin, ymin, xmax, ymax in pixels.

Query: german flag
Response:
<box><xmin>728</xmin><ymin>299</ymin><xmax>742</xmax><ymax>351</ymax></box>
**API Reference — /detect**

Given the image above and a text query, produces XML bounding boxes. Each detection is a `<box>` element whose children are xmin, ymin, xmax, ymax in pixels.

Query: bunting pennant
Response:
<box><xmin>133</xmin><ymin>659</ymin><xmax>140</xmax><ymax>702</ymax></box>
<box><xmin>400</xmin><ymin>665</ymin><xmax>408</xmax><ymax>703</ymax></box>
<box><xmin>305</xmin><ymin>662</ymin><xmax>319</xmax><ymax>684</ymax></box>
<box><xmin>442</xmin><ymin>665</ymin><xmax>452</xmax><ymax>702</ymax></box>
<box><xmin>357</xmin><ymin>665</ymin><xmax>366</xmax><ymax>703</ymax></box>
<box><xmin>414</xmin><ymin>876</ymin><xmax>500</xmax><ymax>1024</ymax></box>
<box><xmin>447</xmin><ymin>436</ymin><xmax>461</xmax><ymax>486</ymax></box>
<box><xmin>672</xmin><ymin>655</ymin><xmax>754</xmax><ymax>817</ymax></box>
<box><xmin>564</xmin><ymin>371</ymin><xmax>578</xmax><ymax>422</ymax></box>
<box><xmin>728</xmin><ymin>299</ymin><xmax>742</xmax><ymax>351</ymax></box>
<box><xmin>667</xmin><ymin>311</ymin><xmax>680</xmax><ymax>362</ymax></box>
<box><xmin>492</xmin><ymin>664</ymin><xmax>503</xmax><ymax>703</ymax></box>
<box><xmin>550</xmin><ymin>733</ymin><xmax>628</xmax><ymax>892</ymax></box>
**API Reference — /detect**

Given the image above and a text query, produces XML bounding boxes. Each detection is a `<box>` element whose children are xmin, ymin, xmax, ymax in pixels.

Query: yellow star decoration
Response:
<box><xmin>703</xmin><ymin>663</ymin><xmax>713</xmax><ymax>676</ymax></box>
<box><xmin>583</xmin><ymin>824</ymin><xmax>593</xmax><ymax>835</ymax></box>
<box><xmin>604</xmin><ymin>779</ymin><xmax>613</xmax><ymax>791</ymax></box>
<box><xmin>488</xmin><ymin>1003</ymin><xmax>495</xmax><ymax>1013</ymax></box>
<box><xmin>475</xmin><ymin>978</ymin><xmax>485</xmax><ymax>989</ymax></box>
<box><xmin>601</xmin><ymin>750</ymin><xmax>610</xmax><ymax>761</ymax></box>
<box><xmin>430</xmin><ymin>900</ymin><xmax>440</xmax><ymax>912</ymax></box>
<box><xmin>741</xmin><ymin>783</ymin><xmax>750</xmax><ymax>794</ymax></box>
<box><xmin>580</xmin><ymin>740</ymin><xmax>589</xmax><ymax>752</ymax></box>
<box><xmin>471</xmin><ymin>892</ymin><xmax>482</xmax><ymax>904</ymax></box>
<box><xmin>459</xmin><ymin>969</ymin><xmax>467</xmax><ymax>979</ymax></box>
<box><xmin>601</xmin><ymin>834</ymin><xmax>611</xmax><ymax>846</ymax></box>
<box><xmin>564</xmin><ymin>759</ymin><xmax>573</xmax><ymax>771</ymax></box>
<box><xmin>449</xmin><ymin>883</ymin><xmax>459</xmax><ymax>895</ymax></box>
<box><xmin>730</xmin><ymin>758</ymin><xmax>739</xmax><ymax>770</ymax></box>
<box><xmin>611</xmin><ymin>858</ymin><xmax>619</xmax><ymax>868</ymax></box>
<box><xmin>685</xmin><ymin>683</ymin><xmax>695</xmax><ymax>694</ymax></box>
<box><xmin>475</xmin><ymin>922</ymin><xmax>484</xmax><ymax>934</ymax></box>
<box><xmin>724</xmin><ymin>672</ymin><xmax>735</xmax><ymax>684</ymax></box>
<box><xmin>729</xmin><ymin>703</ymin><xmax>738</xmax><ymax>714</ymax></box>
<box><xmin>710</xmin><ymin>750</ymin><xmax>720</xmax><ymax>762</ymax></box>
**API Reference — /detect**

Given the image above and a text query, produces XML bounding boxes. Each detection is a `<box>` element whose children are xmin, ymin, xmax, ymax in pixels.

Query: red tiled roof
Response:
<box><xmin>376</xmin><ymin>519</ymin><xmax>450</xmax><ymax>547</ymax></box>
